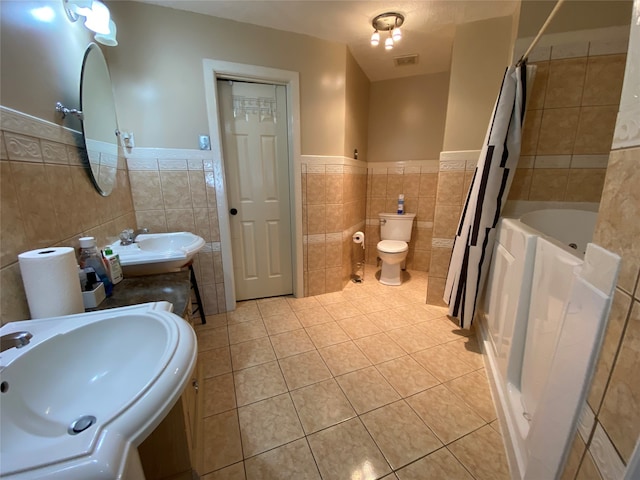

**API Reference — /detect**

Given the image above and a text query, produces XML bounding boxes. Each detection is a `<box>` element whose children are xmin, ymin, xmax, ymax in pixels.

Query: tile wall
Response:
<box><xmin>126</xmin><ymin>153</ymin><xmax>225</xmax><ymax>315</ymax></box>
<box><xmin>301</xmin><ymin>157</ymin><xmax>367</xmax><ymax>296</ymax></box>
<box><xmin>364</xmin><ymin>162</ymin><xmax>439</xmax><ymax>273</ymax></box>
<box><xmin>0</xmin><ymin>107</ymin><xmax>135</xmax><ymax>325</ymax></box>
<box><xmin>561</xmin><ymin>7</ymin><xmax>640</xmax><ymax>476</ymax></box>
<box><xmin>511</xmin><ymin>44</ymin><xmax>627</xmax><ymax>202</ymax></box>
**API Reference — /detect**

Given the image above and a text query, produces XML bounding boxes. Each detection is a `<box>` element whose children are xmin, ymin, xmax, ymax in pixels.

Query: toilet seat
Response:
<box><xmin>377</xmin><ymin>240</ymin><xmax>408</xmax><ymax>254</ymax></box>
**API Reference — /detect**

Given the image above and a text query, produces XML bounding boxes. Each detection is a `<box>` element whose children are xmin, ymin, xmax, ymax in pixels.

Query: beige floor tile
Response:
<box><xmin>197</xmin><ymin>326</ymin><xmax>230</xmax><ymax>351</ymax></box>
<box><xmin>378</xmin><ymin>293</ymin><xmax>415</xmax><ymax>309</ymax></box>
<box><xmin>234</xmin><ymin>361</ymin><xmax>287</xmax><ymax>406</ymax></box>
<box><xmin>198</xmin><ymin>313</ymin><xmax>228</xmax><ymax>328</ymax></box>
<box><xmin>314</xmin><ymin>291</ymin><xmax>348</xmax><ymax>305</ymax></box>
<box><xmin>228</xmin><ymin>301</ymin><xmax>260</xmax><ymax>324</ymax></box>
<box><xmin>230</xmin><ymin>336</ymin><xmax>276</xmax><ymax>371</ymax></box>
<box><xmin>367</xmin><ymin>309</ymin><xmax>413</xmax><ymax>331</ymax></box>
<box><xmin>290</xmin><ymin>378</ymin><xmax>356</xmax><ymax>434</ymax></box>
<box><xmin>203</xmin><ymin>410</ymin><xmax>243</xmax><ymax>473</ymax></box>
<box><xmin>271</xmin><ymin>329</ymin><xmax>315</xmax><ymax>358</ymax></box>
<box><xmin>202</xmin><ymin>461</ymin><xmax>246</xmax><ymax>480</ymax></box>
<box><xmin>412</xmin><ymin>344</ymin><xmax>477</xmax><ymax>382</ymax></box>
<box><xmin>442</xmin><ymin>336</ymin><xmax>485</xmax><ymax>369</ymax></box>
<box><xmin>386</xmin><ymin>324</ymin><xmax>443</xmax><ymax>353</ymax></box>
<box><xmin>227</xmin><ymin>319</ymin><xmax>268</xmax><ymax>345</ymax></box>
<box><xmin>204</xmin><ymin>373</ymin><xmax>236</xmax><ymax>417</ymax></box>
<box><xmin>257</xmin><ymin>297</ymin><xmax>294</xmax><ymax>318</ymax></box>
<box><xmin>201</xmin><ymin>346</ymin><xmax>232</xmax><ymax>379</ymax></box>
<box><xmin>448</xmin><ymin>425</ymin><xmax>510</xmax><ymax>480</ymax></box>
<box><xmin>305</xmin><ymin>321</ymin><xmax>350</xmax><ymax>348</ymax></box>
<box><xmin>245</xmin><ymin>438</ymin><xmax>321</xmax><ymax>480</ymax></box>
<box><xmin>406</xmin><ymin>385</ymin><xmax>485</xmax><ymax>444</ymax></box>
<box><xmin>262</xmin><ymin>311</ymin><xmax>302</xmax><ymax>335</ymax></box>
<box><xmin>279</xmin><ymin>350</ymin><xmax>332</xmax><ymax>390</ymax></box>
<box><xmin>349</xmin><ymin>295</ymin><xmax>390</xmax><ymax>314</ymax></box>
<box><xmin>341</xmin><ymin>285</ymin><xmax>377</xmax><ymax>301</ymax></box>
<box><xmin>336</xmin><ymin>366</ymin><xmax>400</xmax><ymax>414</ymax></box>
<box><xmin>295</xmin><ymin>306</ymin><xmax>334</xmax><ymax>327</ymax></box>
<box><xmin>361</xmin><ymin>400</ymin><xmax>442</xmax><ymax>469</ymax></box>
<box><xmin>308</xmin><ymin>418</ymin><xmax>391</xmax><ymax>480</ymax></box>
<box><xmin>238</xmin><ymin>393</ymin><xmax>304</xmax><ymax>457</ymax></box>
<box><xmin>318</xmin><ymin>341</ymin><xmax>372</xmax><ymax>376</ymax></box>
<box><xmin>445</xmin><ymin>370</ymin><xmax>497</xmax><ymax>422</ymax></box>
<box><xmin>396</xmin><ymin>448</ymin><xmax>474</xmax><ymax>480</ymax></box>
<box><xmin>393</xmin><ymin>303</ymin><xmax>438</xmax><ymax>324</ymax></box>
<box><xmin>337</xmin><ymin>315</ymin><xmax>382</xmax><ymax>339</ymax></box>
<box><xmin>322</xmin><ymin>300</ymin><xmax>364</xmax><ymax>320</ymax></box>
<box><xmin>286</xmin><ymin>295</ymin><xmax>321</xmax><ymax>311</ymax></box>
<box><xmin>354</xmin><ymin>332</ymin><xmax>406</xmax><ymax>364</ymax></box>
<box><xmin>377</xmin><ymin>355</ymin><xmax>440</xmax><ymax>397</ymax></box>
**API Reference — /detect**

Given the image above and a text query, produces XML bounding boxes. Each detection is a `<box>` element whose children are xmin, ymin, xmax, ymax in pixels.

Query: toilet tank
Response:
<box><xmin>379</xmin><ymin>213</ymin><xmax>416</xmax><ymax>242</ymax></box>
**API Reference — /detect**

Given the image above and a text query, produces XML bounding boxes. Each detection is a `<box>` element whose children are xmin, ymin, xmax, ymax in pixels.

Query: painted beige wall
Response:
<box><xmin>517</xmin><ymin>0</ymin><xmax>632</xmax><ymax>38</ymax></box>
<box><xmin>344</xmin><ymin>49</ymin><xmax>370</xmax><ymax>161</ymax></box>
<box><xmin>106</xmin><ymin>1</ymin><xmax>348</xmax><ymax>155</ymax></box>
<box><xmin>367</xmin><ymin>72</ymin><xmax>450</xmax><ymax>162</ymax></box>
<box><xmin>442</xmin><ymin>16</ymin><xmax>515</xmax><ymax>152</ymax></box>
<box><xmin>0</xmin><ymin>1</ymin><xmax>94</xmax><ymax>125</ymax></box>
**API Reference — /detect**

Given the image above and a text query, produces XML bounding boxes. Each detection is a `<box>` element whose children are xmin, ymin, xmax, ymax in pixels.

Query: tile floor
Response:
<box><xmin>194</xmin><ymin>267</ymin><xmax>510</xmax><ymax>480</ymax></box>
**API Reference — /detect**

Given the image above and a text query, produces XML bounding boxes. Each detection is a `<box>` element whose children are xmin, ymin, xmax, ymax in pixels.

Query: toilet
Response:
<box><xmin>376</xmin><ymin>213</ymin><xmax>416</xmax><ymax>286</ymax></box>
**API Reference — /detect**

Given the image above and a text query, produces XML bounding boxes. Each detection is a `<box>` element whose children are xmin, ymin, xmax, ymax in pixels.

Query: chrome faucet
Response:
<box><xmin>119</xmin><ymin>228</ymin><xmax>149</xmax><ymax>246</ymax></box>
<box><xmin>1</xmin><ymin>331</ymin><xmax>33</xmax><ymax>353</ymax></box>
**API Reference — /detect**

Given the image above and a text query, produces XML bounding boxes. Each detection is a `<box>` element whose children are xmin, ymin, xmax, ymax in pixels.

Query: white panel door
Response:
<box><xmin>218</xmin><ymin>81</ymin><xmax>293</xmax><ymax>300</ymax></box>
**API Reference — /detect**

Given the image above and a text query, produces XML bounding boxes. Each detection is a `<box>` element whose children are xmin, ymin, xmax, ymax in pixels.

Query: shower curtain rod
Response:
<box><xmin>518</xmin><ymin>0</ymin><xmax>566</xmax><ymax>64</ymax></box>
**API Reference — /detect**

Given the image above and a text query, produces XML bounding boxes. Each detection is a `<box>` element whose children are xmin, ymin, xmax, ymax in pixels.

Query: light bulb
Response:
<box><xmin>370</xmin><ymin>30</ymin><xmax>380</xmax><ymax>46</ymax></box>
<box><xmin>385</xmin><ymin>36</ymin><xmax>394</xmax><ymax>50</ymax></box>
<box><xmin>392</xmin><ymin>27</ymin><xmax>402</xmax><ymax>41</ymax></box>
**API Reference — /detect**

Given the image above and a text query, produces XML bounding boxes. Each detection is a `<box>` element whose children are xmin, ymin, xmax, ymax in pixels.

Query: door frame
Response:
<box><xmin>202</xmin><ymin>59</ymin><xmax>303</xmax><ymax>311</ymax></box>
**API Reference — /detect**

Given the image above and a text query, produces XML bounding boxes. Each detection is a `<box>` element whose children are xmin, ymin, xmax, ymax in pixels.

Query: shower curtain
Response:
<box><xmin>444</xmin><ymin>63</ymin><xmax>529</xmax><ymax>328</ymax></box>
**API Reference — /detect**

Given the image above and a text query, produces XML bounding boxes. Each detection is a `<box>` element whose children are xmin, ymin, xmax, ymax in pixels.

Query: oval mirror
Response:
<box><xmin>80</xmin><ymin>43</ymin><xmax>119</xmax><ymax>196</ymax></box>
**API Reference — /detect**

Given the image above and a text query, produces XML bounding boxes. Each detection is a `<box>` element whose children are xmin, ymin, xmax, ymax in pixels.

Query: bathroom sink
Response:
<box><xmin>0</xmin><ymin>302</ymin><xmax>197</xmax><ymax>479</ymax></box>
<box><xmin>110</xmin><ymin>231</ymin><xmax>205</xmax><ymax>276</ymax></box>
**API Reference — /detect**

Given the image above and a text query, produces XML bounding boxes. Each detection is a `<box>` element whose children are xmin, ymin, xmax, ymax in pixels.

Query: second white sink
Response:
<box><xmin>110</xmin><ymin>232</ymin><xmax>205</xmax><ymax>276</ymax></box>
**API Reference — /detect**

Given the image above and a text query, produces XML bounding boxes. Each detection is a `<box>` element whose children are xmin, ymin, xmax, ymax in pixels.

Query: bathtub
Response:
<box><xmin>479</xmin><ymin>208</ymin><xmax>619</xmax><ymax>480</ymax></box>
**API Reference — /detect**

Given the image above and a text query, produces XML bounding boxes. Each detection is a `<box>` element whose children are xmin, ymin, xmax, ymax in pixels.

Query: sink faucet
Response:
<box><xmin>119</xmin><ymin>228</ymin><xmax>149</xmax><ymax>246</ymax></box>
<box><xmin>1</xmin><ymin>331</ymin><xmax>33</xmax><ymax>353</ymax></box>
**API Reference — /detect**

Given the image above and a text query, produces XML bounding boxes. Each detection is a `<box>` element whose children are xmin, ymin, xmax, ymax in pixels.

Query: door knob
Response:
<box><xmin>230</xmin><ymin>208</ymin><xmax>238</xmax><ymax>216</ymax></box>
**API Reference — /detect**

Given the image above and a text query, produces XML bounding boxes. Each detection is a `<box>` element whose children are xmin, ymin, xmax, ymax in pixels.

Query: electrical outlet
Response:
<box><xmin>199</xmin><ymin>135</ymin><xmax>211</xmax><ymax>150</ymax></box>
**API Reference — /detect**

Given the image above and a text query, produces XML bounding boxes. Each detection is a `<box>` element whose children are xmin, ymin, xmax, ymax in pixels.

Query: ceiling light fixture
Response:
<box><xmin>62</xmin><ymin>0</ymin><xmax>117</xmax><ymax>46</ymax></box>
<box><xmin>370</xmin><ymin>12</ymin><xmax>404</xmax><ymax>51</ymax></box>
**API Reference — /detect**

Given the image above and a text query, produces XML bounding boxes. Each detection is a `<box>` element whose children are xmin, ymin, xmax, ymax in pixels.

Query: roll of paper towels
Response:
<box><xmin>19</xmin><ymin>247</ymin><xmax>84</xmax><ymax>319</ymax></box>
<box><xmin>352</xmin><ymin>231</ymin><xmax>365</xmax><ymax>247</ymax></box>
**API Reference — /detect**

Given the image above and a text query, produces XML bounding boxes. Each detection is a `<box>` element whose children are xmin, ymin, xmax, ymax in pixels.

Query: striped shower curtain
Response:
<box><xmin>444</xmin><ymin>63</ymin><xmax>529</xmax><ymax>328</ymax></box>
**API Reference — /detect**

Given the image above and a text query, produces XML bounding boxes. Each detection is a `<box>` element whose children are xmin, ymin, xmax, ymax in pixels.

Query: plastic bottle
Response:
<box><xmin>103</xmin><ymin>246</ymin><xmax>123</xmax><ymax>285</ymax></box>
<box><xmin>78</xmin><ymin>237</ymin><xmax>113</xmax><ymax>296</ymax></box>
<box><xmin>397</xmin><ymin>194</ymin><xmax>405</xmax><ymax>215</ymax></box>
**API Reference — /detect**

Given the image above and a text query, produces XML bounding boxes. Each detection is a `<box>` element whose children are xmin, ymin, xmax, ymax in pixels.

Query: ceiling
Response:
<box><xmin>134</xmin><ymin>1</ymin><xmax>519</xmax><ymax>82</ymax></box>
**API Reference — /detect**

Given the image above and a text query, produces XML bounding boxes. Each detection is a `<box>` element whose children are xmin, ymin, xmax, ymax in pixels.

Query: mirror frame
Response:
<box><xmin>80</xmin><ymin>43</ymin><xmax>119</xmax><ymax>196</ymax></box>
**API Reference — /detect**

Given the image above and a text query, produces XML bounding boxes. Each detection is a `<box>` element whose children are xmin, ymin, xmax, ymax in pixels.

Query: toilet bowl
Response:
<box><xmin>376</xmin><ymin>213</ymin><xmax>416</xmax><ymax>286</ymax></box>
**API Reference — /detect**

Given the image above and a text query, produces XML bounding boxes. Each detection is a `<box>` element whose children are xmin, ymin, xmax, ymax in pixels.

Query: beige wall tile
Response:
<box><xmin>419</xmin><ymin>173</ymin><xmax>438</xmax><ymax>197</ymax></box>
<box><xmin>410</xmin><ymin>249</ymin><xmax>431</xmax><ymax>272</ymax></box>
<box><xmin>588</xmin><ymin>288</ymin><xmax>633</xmax><ymax>410</ymax></box>
<box><xmin>544</xmin><ymin>57</ymin><xmax>587</xmax><ymax>108</ymax></box>
<box><xmin>521</xmin><ymin>109</ymin><xmax>543</xmax><ymax>156</ymax></box>
<box><xmin>371</xmin><ymin>173</ymin><xmax>387</xmax><ymax>197</ymax></box>
<box><xmin>325</xmin><ymin>205</ymin><xmax>342</xmax><ymax>233</ymax></box>
<box><xmin>433</xmin><ymin>205</ymin><xmax>462</xmax><ymax>238</ymax></box>
<box><xmin>565</xmin><ymin>169</ymin><xmax>606</xmax><ymax>202</ymax></box>
<box><xmin>417</xmin><ymin>196</ymin><xmax>436</xmax><ymax>222</ymax></box>
<box><xmin>129</xmin><ymin>171</ymin><xmax>164</xmax><ymax>210</ymax></box>
<box><xmin>575</xmin><ymin>450</ymin><xmax>602</xmax><ymax>480</ymax></box>
<box><xmin>0</xmin><ymin>161</ymin><xmax>29</xmax><ymax>268</ymax></box>
<box><xmin>436</xmin><ymin>172</ymin><xmax>465</xmax><ymax>206</ymax></box>
<box><xmin>3</xmin><ymin>132</ymin><xmax>42</xmax><ymax>163</ymax></box>
<box><xmin>188</xmin><ymin>170</ymin><xmax>208</xmax><ymax>208</ymax></box>
<box><xmin>307</xmin><ymin>269</ymin><xmax>326</xmax><ymax>296</ymax></box>
<box><xmin>306</xmin><ymin>205</ymin><xmax>326</xmax><ymax>235</ymax></box>
<box><xmin>41</xmin><ymin>140</ymin><xmax>69</xmax><ymax>165</ymax></box>
<box><xmin>387</xmin><ymin>174</ymin><xmax>404</xmax><ymax>198</ymax></box>
<box><xmin>598</xmin><ymin>301</ymin><xmax>640</xmax><ymax>462</ymax></box>
<box><xmin>306</xmin><ymin>173</ymin><xmax>326</xmax><ymax>205</ymax></box>
<box><xmin>529</xmin><ymin>168</ymin><xmax>569</xmax><ymax>201</ymax></box>
<box><xmin>426</xmin><ymin>276</ymin><xmax>447</xmax><ymax>307</ymax></box>
<box><xmin>574</xmin><ymin>106</ymin><xmax>618</xmax><ymax>155</ymax></box>
<box><xmin>537</xmin><ymin>108</ymin><xmax>580</xmax><ymax>155</ymax></box>
<box><xmin>403</xmin><ymin>174</ymin><xmax>420</xmax><ymax>198</ymax></box>
<box><xmin>508</xmin><ymin>167</ymin><xmax>533</xmax><ymax>200</ymax></box>
<box><xmin>560</xmin><ymin>433</ymin><xmax>587</xmax><ymax>480</ymax></box>
<box><xmin>326</xmin><ymin>174</ymin><xmax>343</xmax><ymax>204</ymax></box>
<box><xmin>135</xmin><ymin>210</ymin><xmax>168</xmax><ymax>233</ymax></box>
<box><xmin>593</xmin><ymin>147</ymin><xmax>640</xmax><ymax>293</ymax></box>
<box><xmin>583</xmin><ymin>54</ymin><xmax>626</xmax><ymax>106</ymax></box>
<box><xmin>0</xmin><ymin>263</ymin><xmax>30</xmax><ymax>324</ymax></box>
<box><xmin>325</xmin><ymin>241</ymin><xmax>341</xmax><ymax>268</ymax></box>
<box><xmin>307</xmin><ymin>242</ymin><xmax>326</xmax><ymax>271</ymax></box>
<box><xmin>165</xmin><ymin>208</ymin><xmax>196</xmax><ymax>232</ymax></box>
<box><xmin>45</xmin><ymin>164</ymin><xmax>83</xmax><ymax>241</ymax></box>
<box><xmin>160</xmin><ymin>171</ymin><xmax>192</xmax><ymax>209</ymax></box>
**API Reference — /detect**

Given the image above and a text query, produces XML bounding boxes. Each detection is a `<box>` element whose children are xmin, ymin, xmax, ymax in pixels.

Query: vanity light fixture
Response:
<box><xmin>370</xmin><ymin>12</ymin><xmax>404</xmax><ymax>51</ymax></box>
<box><xmin>63</xmin><ymin>0</ymin><xmax>118</xmax><ymax>46</ymax></box>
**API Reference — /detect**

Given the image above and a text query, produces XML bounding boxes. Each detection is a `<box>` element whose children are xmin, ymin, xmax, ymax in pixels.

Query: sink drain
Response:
<box><xmin>68</xmin><ymin>415</ymin><xmax>96</xmax><ymax>435</ymax></box>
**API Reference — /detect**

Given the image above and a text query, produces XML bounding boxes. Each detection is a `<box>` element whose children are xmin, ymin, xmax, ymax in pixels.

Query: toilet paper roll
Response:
<box><xmin>352</xmin><ymin>231</ymin><xmax>365</xmax><ymax>249</ymax></box>
<box><xmin>19</xmin><ymin>247</ymin><xmax>84</xmax><ymax>319</ymax></box>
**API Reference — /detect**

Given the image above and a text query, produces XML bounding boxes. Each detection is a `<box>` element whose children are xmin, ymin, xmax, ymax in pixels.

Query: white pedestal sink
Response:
<box><xmin>109</xmin><ymin>232</ymin><xmax>205</xmax><ymax>276</ymax></box>
<box><xmin>0</xmin><ymin>302</ymin><xmax>197</xmax><ymax>479</ymax></box>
